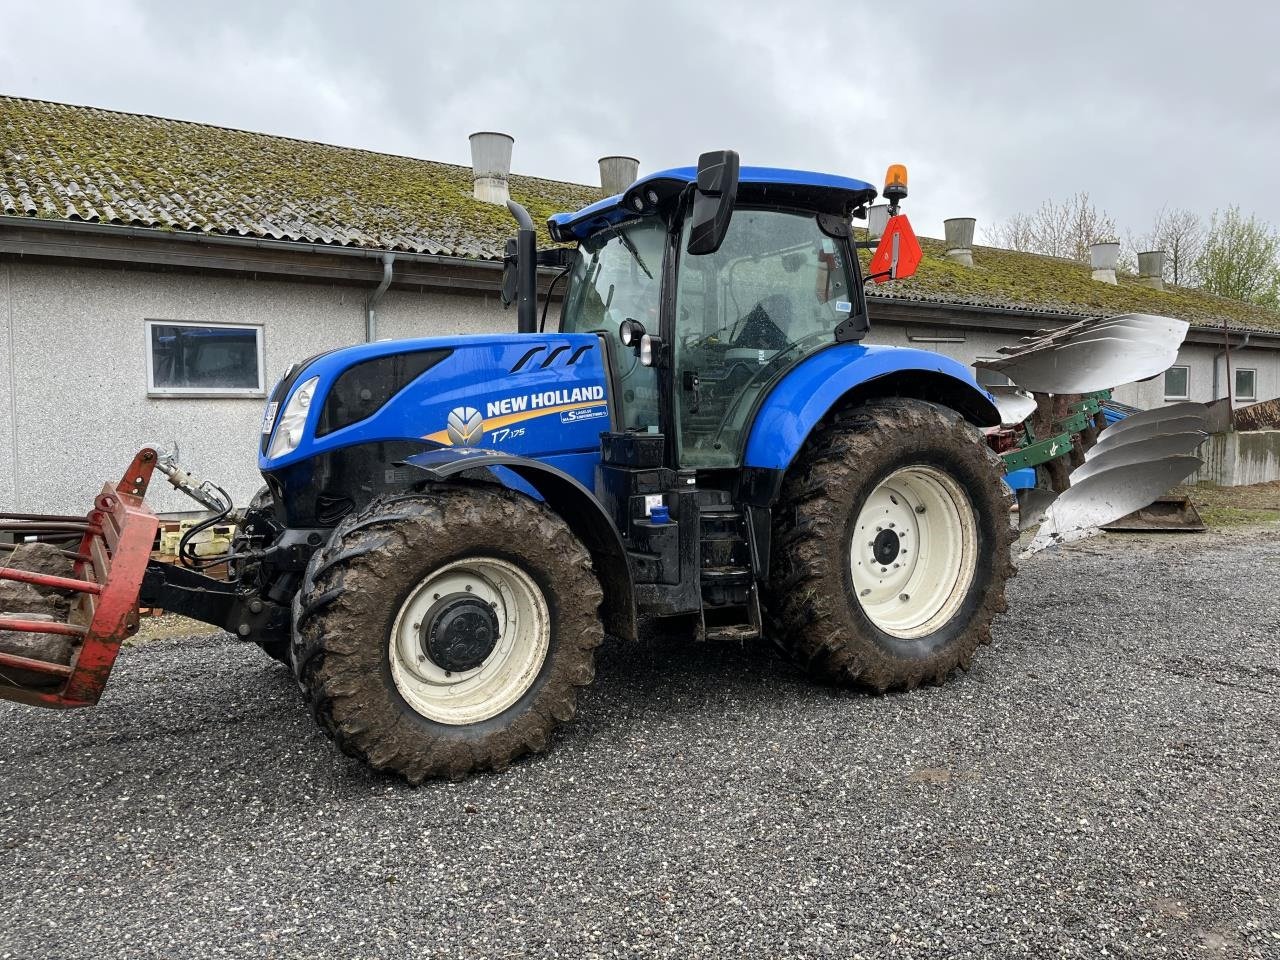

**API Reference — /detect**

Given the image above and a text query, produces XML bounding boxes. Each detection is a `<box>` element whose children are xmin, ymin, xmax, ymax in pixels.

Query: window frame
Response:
<box><xmin>145</xmin><ymin>319</ymin><xmax>267</xmax><ymax>398</ymax></box>
<box><xmin>1163</xmin><ymin>364</ymin><xmax>1191</xmax><ymax>401</ymax></box>
<box><xmin>1235</xmin><ymin>367</ymin><xmax>1257</xmax><ymax>402</ymax></box>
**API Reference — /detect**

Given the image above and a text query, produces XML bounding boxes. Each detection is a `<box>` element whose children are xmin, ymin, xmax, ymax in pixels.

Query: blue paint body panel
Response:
<box><xmin>259</xmin><ymin>333</ymin><xmax>611</xmax><ymax>473</ymax></box>
<box><xmin>1003</xmin><ymin>467</ymin><xmax>1038</xmax><ymax>491</ymax></box>
<box><xmin>743</xmin><ymin>344</ymin><xmax>999</xmax><ymax>472</ymax></box>
<box><xmin>549</xmin><ymin>166</ymin><xmax>878</xmax><ymax>242</ymax></box>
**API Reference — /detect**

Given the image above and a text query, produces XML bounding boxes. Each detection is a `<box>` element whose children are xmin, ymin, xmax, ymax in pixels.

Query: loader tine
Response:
<box><xmin>1070</xmin><ymin>431</ymin><xmax>1208</xmax><ymax>484</ymax></box>
<box><xmin>1023</xmin><ymin>454</ymin><xmax>1203</xmax><ymax>555</ymax></box>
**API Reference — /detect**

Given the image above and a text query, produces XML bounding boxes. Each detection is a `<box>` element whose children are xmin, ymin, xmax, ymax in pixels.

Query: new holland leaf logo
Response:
<box><xmin>446</xmin><ymin>406</ymin><xmax>484</xmax><ymax>446</ymax></box>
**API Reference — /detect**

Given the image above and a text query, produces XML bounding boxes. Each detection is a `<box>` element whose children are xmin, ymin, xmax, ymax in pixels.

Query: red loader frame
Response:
<box><xmin>0</xmin><ymin>449</ymin><xmax>159</xmax><ymax>708</ymax></box>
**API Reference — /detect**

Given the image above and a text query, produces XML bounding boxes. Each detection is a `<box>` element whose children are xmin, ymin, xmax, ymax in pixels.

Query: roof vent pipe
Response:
<box><xmin>866</xmin><ymin>203</ymin><xmax>889</xmax><ymax>239</ymax></box>
<box><xmin>469</xmin><ymin>131</ymin><xmax>514</xmax><ymax>204</ymax></box>
<box><xmin>1089</xmin><ymin>241</ymin><xmax>1120</xmax><ymax>284</ymax></box>
<box><xmin>1137</xmin><ymin>250</ymin><xmax>1166</xmax><ymax>290</ymax></box>
<box><xmin>944</xmin><ymin>217</ymin><xmax>976</xmax><ymax>267</ymax></box>
<box><xmin>599</xmin><ymin>156</ymin><xmax>640</xmax><ymax>196</ymax></box>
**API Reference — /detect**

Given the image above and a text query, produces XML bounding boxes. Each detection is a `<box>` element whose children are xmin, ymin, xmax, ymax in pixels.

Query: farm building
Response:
<box><xmin>2</xmin><ymin>95</ymin><xmax>1277</xmax><ymax>514</ymax></box>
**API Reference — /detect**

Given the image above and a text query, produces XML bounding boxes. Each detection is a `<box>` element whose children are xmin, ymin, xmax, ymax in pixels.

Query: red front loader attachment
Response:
<box><xmin>0</xmin><ymin>449</ymin><xmax>159</xmax><ymax>708</ymax></box>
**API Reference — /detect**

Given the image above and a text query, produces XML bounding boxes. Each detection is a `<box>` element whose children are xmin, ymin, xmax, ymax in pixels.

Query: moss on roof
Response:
<box><xmin>4</xmin><ymin>95</ymin><xmax>1278</xmax><ymax>333</ymax></box>
<box><xmin>868</xmin><ymin>237</ymin><xmax>1280</xmax><ymax>333</ymax></box>
<box><xmin>0</xmin><ymin>95</ymin><xmax>600</xmax><ymax>257</ymax></box>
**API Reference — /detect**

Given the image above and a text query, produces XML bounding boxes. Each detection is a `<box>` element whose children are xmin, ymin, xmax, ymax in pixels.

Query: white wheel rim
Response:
<box><xmin>389</xmin><ymin>557</ymin><xmax>550</xmax><ymax>725</ymax></box>
<box><xmin>848</xmin><ymin>465</ymin><xmax>978</xmax><ymax>640</ymax></box>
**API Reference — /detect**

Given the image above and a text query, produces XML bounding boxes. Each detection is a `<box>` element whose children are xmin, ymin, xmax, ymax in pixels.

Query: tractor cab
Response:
<box><xmin>549</xmin><ymin>154</ymin><xmax>918</xmax><ymax>470</ymax></box>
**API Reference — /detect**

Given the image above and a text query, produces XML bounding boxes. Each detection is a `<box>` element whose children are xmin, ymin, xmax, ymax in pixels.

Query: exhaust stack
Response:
<box><xmin>1089</xmin><ymin>241</ymin><xmax>1120</xmax><ymax>284</ymax></box>
<box><xmin>944</xmin><ymin>217</ymin><xmax>976</xmax><ymax>267</ymax></box>
<box><xmin>469</xmin><ymin>131</ymin><xmax>514</xmax><ymax>204</ymax></box>
<box><xmin>1138</xmin><ymin>250</ymin><xmax>1165</xmax><ymax>290</ymax></box>
<box><xmin>599</xmin><ymin>156</ymin><xmax>640</xmax><ymax>196</ymax></box>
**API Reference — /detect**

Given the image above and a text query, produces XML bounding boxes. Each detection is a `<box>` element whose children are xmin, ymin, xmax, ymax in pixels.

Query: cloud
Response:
<box><xmin>2</xmin><ymin>0</ymin><xmax>1277</xmax><ymax>242</ymax></box>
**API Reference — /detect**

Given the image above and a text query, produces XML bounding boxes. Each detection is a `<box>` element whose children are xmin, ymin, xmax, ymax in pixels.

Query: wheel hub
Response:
<box><xmin>421</xmin><ymin>594</ymin><xmax>500</xmax><ymax>672</ymax></box>
<box><xmin>848</xmin><ymin>465</ymin><xmax>978</xmax><ymax>640</ymax></box>
<box><xmin>871</xmin><ymin>528</ymin><xmax>901</xmax><ymax>565</ymax></box>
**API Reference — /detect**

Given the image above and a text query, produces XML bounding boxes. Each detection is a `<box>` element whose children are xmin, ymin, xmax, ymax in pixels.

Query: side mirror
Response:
<box><xmin>686</xmin><ymin>149</ymin><xmax>740</xmax><ymax>256</ymax></box>
<box><xmin>500</xmin><ymin>237</ymin><xmax>518</xmax><ymax>307</ymax></box>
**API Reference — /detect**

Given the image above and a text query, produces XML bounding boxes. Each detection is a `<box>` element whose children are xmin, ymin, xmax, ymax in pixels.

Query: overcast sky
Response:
<box><xmin>2</xmin><ymin>1</ymin><xmax>1277</xmax><ymax>242</ymax></box>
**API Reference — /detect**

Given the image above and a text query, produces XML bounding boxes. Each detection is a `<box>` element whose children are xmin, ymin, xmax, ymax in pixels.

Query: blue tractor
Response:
<box><xmin>0</xmin><ymin>152</ymin><xmax>1013</xmax><ymax>781</ymax></box>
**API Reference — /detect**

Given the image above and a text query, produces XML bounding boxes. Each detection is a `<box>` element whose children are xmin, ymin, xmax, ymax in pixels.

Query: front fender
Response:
<box><xmin>743</xmin><ymin>343</ymin><xmax>1000</xmax><ymax>473</ymax></box>
<box><xmin>402</xmin><ymin>448</ymin><xmax>636</xmax><ymax>641</ymax></box>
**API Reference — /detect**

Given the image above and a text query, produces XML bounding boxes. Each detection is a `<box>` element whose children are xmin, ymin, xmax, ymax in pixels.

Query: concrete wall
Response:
<box><xmin>1192</xmin><ymin>430</ymin><xmax>1280</xmax><ymax>486</ymax></box>
<box><xmin>0</xmin><ymin>262</ymin><xmax>507</xmax><ymax>515</ymax></box>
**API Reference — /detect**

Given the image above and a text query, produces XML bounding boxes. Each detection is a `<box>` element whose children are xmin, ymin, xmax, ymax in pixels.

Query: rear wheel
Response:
<box><xmin>765</xmin><ymin>398</ymin><xmax>1014</xmax><ymax>691</ymax></box>
<box><xmin>292</xmin><ymin>485</ymin><xmax>604</xmax><ymax>782</ymax></box>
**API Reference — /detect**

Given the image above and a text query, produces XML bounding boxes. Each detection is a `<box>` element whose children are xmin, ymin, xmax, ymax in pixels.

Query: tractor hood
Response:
<box><xmin>258</xmin><ymin>333</ymin><xmax>611</xmax><ymax>471</ymax></box>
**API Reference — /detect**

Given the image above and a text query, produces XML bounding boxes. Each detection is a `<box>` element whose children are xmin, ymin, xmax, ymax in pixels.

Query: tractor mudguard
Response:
<box><xmin>743</xmin><ymin>343</ymin><xmax>1001</xmax><ymax>474</ymax></box>
<box><xmin>401</xmin><ymin>448</ymin><xmax>637</xmax><ymax>641</ymax></box>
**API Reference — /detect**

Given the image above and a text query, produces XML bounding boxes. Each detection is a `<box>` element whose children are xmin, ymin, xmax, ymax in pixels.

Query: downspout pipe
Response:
<box><xmin>1212</xmin><ymin>331</ymin><xmax>1251</xmax><ymax>412</ymax></box>
<box><xmin>365</xmin><ymin>252</ymin><xmax>395</xmax><ymax>342</ymax></box>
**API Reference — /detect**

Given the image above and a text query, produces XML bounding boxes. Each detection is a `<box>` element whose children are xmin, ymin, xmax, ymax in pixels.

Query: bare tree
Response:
<box><xmin>987</xmin><ymin>193</ymin><xmax>1118</xmax><ymax>262</ymax></box>
<box><xmin>1197</xmin><ymin>206</ymin><xmax>1280</xmax><ymax>308</ymax></box>
<box><xmin>1131</xmin><ymin>205</ymin><xmax>1205</xmax><ymax>286</ymax></box>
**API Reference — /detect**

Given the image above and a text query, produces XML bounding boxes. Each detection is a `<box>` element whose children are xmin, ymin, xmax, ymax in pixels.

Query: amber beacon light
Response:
<box><xmin>883</xmin><ymin>164</ymin><xmax>908</xmax><ymax>214</ymax></box>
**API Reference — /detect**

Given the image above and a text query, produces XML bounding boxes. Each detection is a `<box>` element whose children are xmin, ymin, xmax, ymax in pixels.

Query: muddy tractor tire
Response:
<box><xmin>291</xmin><ymin>484</ymin><xmax>604</xmax><ymax>782</ymax></box>
<box><xmin>765</xmin><ymin>397</ymin><xmax>1014</xmax><ymax>691</ymax></box>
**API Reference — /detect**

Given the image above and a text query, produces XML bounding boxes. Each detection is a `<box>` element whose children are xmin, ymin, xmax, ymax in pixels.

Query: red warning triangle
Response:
<box><xmin>868</xmin><ymin>214</ymin><xmax>923</xmax><ymax>284</ymax></box>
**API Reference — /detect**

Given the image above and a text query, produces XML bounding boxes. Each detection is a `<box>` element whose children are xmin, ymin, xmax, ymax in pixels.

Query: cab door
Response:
<box><xmin>670</xmin><ymin>208</ymin><xmax>859</xmax><ymax>468</ymax></box>
<box><xmin>558</xmin><ymin>217</ymin><xmax>669</xmax><ymax>433</ymax></box>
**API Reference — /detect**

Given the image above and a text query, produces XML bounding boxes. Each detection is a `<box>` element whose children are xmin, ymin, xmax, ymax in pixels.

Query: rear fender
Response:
<box><xmin>744</xmin><ymin>343</ymin><xmax>1000</xmax><ymax>475</ymax></box>
<box><xmin>402</xmin><ymin>448</ymin><xmax>636</xmax><ymax>641</ymax></box>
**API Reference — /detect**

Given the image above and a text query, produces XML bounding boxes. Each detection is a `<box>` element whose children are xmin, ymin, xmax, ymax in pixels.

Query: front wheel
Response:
<box><xmin>292</xmin><ymin>485</ymin><xmax>604</xmax><ymax>782</ymax></box>
<box><xmin>765</xmin><ymin>398</ymin><xmax>1014</xmax><ymax>691</ymax></box>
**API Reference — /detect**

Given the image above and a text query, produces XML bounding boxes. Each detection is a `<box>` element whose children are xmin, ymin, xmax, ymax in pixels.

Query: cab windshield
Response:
<box><xmin>673</xmin><ymin>208</ymin><xmax>856</xmax><ymax>467</ymax></box>
<box><xmin>560</xmin><ymin>217</ymin><xmax>667</xmax><ymax>430</ymax></box>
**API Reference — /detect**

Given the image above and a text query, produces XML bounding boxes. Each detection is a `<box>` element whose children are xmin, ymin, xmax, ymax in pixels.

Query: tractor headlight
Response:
<box><xmin>265</xmin><ymin>376</ymin><xmax>319</xmax><ymax>460</ymax></box>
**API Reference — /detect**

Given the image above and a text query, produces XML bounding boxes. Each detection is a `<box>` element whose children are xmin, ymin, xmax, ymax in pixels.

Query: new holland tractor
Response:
<box><xmin>2</xmin><ymin>151</ymin><xmax>1076</xmax><ymax>781</ymax></box>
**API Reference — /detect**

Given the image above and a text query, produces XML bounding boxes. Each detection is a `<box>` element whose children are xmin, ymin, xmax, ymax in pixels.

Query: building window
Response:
<box><xmin>146</xmin><ymin>321</ymin><xmax>265</xmax><ymax>397</ymax></box>
<box><xmin>1235</xmin><ymin>368</ymin><xmax>1257</xmax><ymax>402</ymax></box>
<box><xmin>1163</xmin><ymin>364</ymin><xmax>1190</xmax><ymax>401</ymax></box>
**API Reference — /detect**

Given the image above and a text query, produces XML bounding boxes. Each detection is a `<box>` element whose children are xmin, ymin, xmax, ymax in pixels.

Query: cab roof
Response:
<box><xmin>547</xmin><ymin>165</ymin><xmax>878</xmax><ymax>243</ymax></box>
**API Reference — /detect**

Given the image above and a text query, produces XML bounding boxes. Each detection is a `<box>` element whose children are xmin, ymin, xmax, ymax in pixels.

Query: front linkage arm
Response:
<box><xmin>139</xmin><ymin>561</ymin><xmax>291</xmax><ymax>645</ymax></box>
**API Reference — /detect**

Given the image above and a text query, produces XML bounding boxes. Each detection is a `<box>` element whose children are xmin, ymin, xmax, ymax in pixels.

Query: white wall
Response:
<box><xmin>0</xmin><ymin>262</ymin><xmax>507</xmax><ymax>515</ymax></box>
<box><xmin>4</xmin><ymin>260</ymin><xmax>1278</xmax><ymax>515</ymax></box>
<box><xmin>0</xmin><ymin>264</ymin><xmax>16</xmax><ymax>508</ymax></box>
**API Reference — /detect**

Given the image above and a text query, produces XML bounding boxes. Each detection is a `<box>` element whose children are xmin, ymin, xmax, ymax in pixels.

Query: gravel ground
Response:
<box><xmin>2</xmin><ymin>527</ymin><xmax>1278</xmax><ymax>958</ymax></box>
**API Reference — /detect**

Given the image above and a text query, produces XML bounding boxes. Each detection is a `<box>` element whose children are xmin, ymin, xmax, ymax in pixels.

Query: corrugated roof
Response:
<box><xmin>3</xmin><ymin>95</ymin><xmax>1278</xmax><ymax>334</ymax></box>
<box><xmin>0</xmin><ymin>95</ymin><xmax>600</xmax><ymax>258</ymax></box>
<box><xmin>866</xmin><ymin>238</ymin><xmax>1280</xmax><ymax>334</ymax></box>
